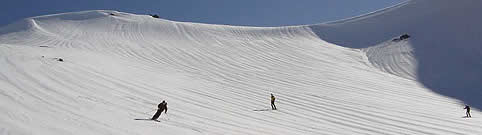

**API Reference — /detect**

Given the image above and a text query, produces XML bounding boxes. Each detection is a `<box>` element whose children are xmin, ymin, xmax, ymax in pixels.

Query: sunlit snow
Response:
<box><xmin>1</xmin><ymin>0</ymin><xmax>481</xmax><ymax>134</ymax></box>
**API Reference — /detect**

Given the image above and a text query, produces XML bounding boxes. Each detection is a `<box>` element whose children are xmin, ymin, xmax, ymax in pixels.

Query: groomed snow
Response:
<box><xmin>1</xmin><ymin>0</ymin><xmax>482</xmax><ymax>134</ymax></box>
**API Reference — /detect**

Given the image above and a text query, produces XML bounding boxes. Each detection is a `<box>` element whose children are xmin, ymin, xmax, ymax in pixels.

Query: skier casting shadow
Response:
<box><xmin>271</xmin><ymin>93</ymin><xmax>277</xmax><ymax>110</ymax></box>
<box><xmin>253</xmin><ymin>94</ymin><xmax>277</xmax><ymax>111</ymax></box>
<box><xmin>464</xmin><ymin>105</ymin><xmax>472</xmax><ymax>118</ymax></box>
<box><xmin>151</xmin><ymin>100</ymin><xmax>168</xmax><ymax>120</ymax></box>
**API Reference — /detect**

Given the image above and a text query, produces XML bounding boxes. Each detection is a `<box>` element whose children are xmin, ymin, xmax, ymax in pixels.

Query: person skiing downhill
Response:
<box><xmin>464</xmin><ymin>105</ymin><xmax>471</xmax><ymax>118</ymax></box>
<box><xmin>271</xmin><ymin>94</ymin><xmax>277</xmax><ymax>110</ymax></box>
<box><xmin>151</xmin><ymin>100</ymin><xmax>167</xmax><ymax>120</ymax></box>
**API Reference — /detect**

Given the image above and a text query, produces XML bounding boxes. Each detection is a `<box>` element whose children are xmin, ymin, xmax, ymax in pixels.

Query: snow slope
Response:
<box><xmin>363</xmin><ymin>39</ymin><xmax>417</xmax><ymax>80</ymax></box>
<box><xmin>1</xmin><ymin>0</ymin><xmax>482</xmax><ymax>134</ymax></box>
<box><xmin>309</xmin><ymin>0</ymin><xmax>482</xmax><ymax>109</ymax></box>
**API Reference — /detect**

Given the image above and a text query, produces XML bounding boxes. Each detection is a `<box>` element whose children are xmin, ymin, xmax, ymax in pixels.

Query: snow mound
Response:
<box><xmin>363</xmin><ymin>38</ymin><xmax>417</xmax><ymax>80</ymax></box>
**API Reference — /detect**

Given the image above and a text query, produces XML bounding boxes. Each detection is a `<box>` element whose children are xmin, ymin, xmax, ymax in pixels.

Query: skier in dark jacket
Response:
<box><xmin>464</xmin><ymin>105</ymin><xmax>471</xmax><ymax>118</ymax></box>
<box><xmin>271</xmin><ymin>94</ymin><xmax>277</xmax><ymax>110</ymax></box>
<box><xmin>151</xmin><ymin>100</ymin><xmax>167</xmax><ymax>120</ymax></box>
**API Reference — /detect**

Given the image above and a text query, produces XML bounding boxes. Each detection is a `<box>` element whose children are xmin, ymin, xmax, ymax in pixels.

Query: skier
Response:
<box><xmin>151</xmin><ymin>100</ymin><xmax>168</xmax><ymax>120</ymax></box>
<box><xmin>464</xmin><ymin>105</ymin><xmax>471</xmax><ymax>118</ymax></box>
<box><xmin>271</xmin><ymin>93</ymin><xmax>277</xmax><ymax>110</ymax></box>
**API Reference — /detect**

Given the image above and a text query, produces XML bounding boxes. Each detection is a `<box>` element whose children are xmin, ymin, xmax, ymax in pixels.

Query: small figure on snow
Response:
<box><xmin>151</xmin><ymin>100</ymin><xmax>168</xmax><ymax>120</ymax></box>
<box><xmin>392</xmin><ymin>33</ymin><xmax>411</xmax><ymax>42</ymax></box>
<box><xmin>399</xmin><ymin>34</ymin><xmax>410</xmax><ymax>40</ymax></box>
<box><xmin>271</xmin><ymin>93</ymin><xmax>277</xmax><ymax>110</ymax></box>
<box><xmin>150</xmin><ymin>14</ymin><xmax>160</xmax><ymax>18</ymax></box>
<box><xmin>464</xmin><ymin>105</ymin><xmax>471</xmax><ymax>118</ymax></box>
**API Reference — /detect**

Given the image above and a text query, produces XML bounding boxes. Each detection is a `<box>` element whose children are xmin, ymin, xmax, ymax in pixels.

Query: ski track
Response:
<box><xmin>1</xmin><ymin>7</ymin><xmax>482</xmax><ymax>135</ymax></box>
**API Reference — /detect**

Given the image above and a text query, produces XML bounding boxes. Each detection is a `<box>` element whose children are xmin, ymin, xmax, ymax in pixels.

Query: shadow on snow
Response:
<box><xmin>308</xmin><ymin>0</ymin><xmax>482</xmax><ymax>109</ymax></box>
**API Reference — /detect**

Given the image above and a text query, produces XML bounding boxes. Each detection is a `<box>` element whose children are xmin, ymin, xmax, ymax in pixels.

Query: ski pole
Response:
<box><xmin>165</xmin><ymin>113</ymin><xmax>170</xmax><ymax>120</ymax></box>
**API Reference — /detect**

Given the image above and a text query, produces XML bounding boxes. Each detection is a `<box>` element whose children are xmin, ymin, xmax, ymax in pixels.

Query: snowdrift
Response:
<box><xmin>1</xmin><ymin>0</ymin><xmax>482</xmax><ymax>134</ymax></box>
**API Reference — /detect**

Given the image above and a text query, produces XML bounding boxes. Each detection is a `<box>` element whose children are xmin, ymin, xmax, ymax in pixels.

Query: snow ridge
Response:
<box><xmin>363</xmin><ymin>38</ymin><xmax>417</xmax><ymax>80</ymax></box>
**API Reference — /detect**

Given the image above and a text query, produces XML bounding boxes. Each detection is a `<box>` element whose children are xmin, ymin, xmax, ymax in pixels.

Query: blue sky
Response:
<box><xmin>1</xmin><ymin>0</ymin><xmax>404</xmax><ymax>27</ymax></box>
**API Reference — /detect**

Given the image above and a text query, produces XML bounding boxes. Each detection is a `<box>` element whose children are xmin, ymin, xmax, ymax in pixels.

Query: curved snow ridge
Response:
<box><xmin>0</xmin><ymin>9</ymin><xmax>330</xmax><ymax>68</ymax></box>
<box><xmin>323</xmin><ymin>0</ymin><xmax>411</xmax><ymax>25</ymax></box>
<box><xmin>31</xmin><ymin>10</ymin><xmax>112</xmax><ymax>21</ymax></box>
<box><xmin>0</xmin><ymin>10</ymin><xmax>320</xmax><ymax>49</ymax></box>
<box><xmin>363</xmin><ymin>39</ymin><xmax>417</xmax><ymax>80</ymax></box>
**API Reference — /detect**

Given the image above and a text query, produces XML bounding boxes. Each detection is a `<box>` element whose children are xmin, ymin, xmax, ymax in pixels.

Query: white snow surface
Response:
<box><xmin>1</xmin><ymin>0</ymin><xmax>482</xmax><ymax>134</ymax></box>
